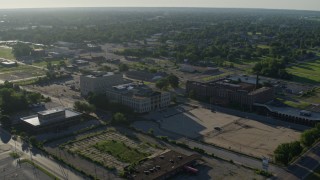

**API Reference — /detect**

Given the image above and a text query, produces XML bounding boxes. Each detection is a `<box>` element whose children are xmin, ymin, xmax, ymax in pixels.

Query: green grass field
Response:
<box><xmin>32</xmin><ymin>59</ymin><xmax>65</xmax><ymax>68</ymax></box>
<box><xmin>0</xmin><ymin>47</ymin><xmax>14</xmax><ymax>60</ymax></box>
<box><xmin>257</xmin><ymin>44</ymin><xmax>270</xmax><ymax>49</ymax></box>
<box><xmin>0</xmin><ymin>64</ymin><xmax>41</xmax><ymax>73</ymax></box>
<box><xmin>283</xmin><ymin>100</ymin><xmax>310</xmax><ymax>109</ymax></box>
<box><xmin>297</xmin><ymin>88</ymin><xmax>320</xmax><ymax>105</ymax></box>
<box><xmin>287</xmin><ymin>59</ymin><xmax>320</xmax><ymax>84</ymax></box>
<box><xmin>94</xmin><ymin>140</ymin><xmax>149</xmax><ymax>163</ymax></box>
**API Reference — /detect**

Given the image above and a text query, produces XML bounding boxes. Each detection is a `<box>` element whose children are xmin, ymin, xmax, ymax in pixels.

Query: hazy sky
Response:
<box><xmin>1</xmin><ymin>0</ymin><xmax>320</xmax><ymax>11</ymax></box>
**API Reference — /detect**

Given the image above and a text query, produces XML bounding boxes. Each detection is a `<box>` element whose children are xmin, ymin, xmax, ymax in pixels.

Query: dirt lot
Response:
<box><xmin>203</xmin><ymin>118</ymin><xmax>300</xmax><ymax>158</ymax></box>
<box><xmin>25</xmin><ymin>75</ymin><xmax>83</xmax><ymax>107</ymax></box>
<box><xmin>0</xmin><ymin>66</ymin><xmax>45</xmax><ymax>82</ymax></box>
<box><xmin>144</xmin><ymin>106</ymin><xmax>301</xmax><ymax>159</ymax></box>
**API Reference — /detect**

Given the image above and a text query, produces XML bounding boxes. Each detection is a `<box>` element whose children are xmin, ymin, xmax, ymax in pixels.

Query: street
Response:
<box><xmin>0</xmin><ymin>127</ymin><xmax>83</xmax><ymax>180</ymax></box>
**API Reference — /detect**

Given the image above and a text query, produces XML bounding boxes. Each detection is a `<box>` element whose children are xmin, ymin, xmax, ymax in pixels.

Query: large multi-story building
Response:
<box><xmin>106</xmin><ymin>83</ymin><xmax>171</xmax><ymax>113</ymax></box>
<box><xmin>186</xmin><ymin>79</ymin><xmax>274</xmax><ymax>109</ymax></box>
<box><xmin>80</xmin><ymin>72</ymin><xmax>131</xmax><ymax>96</ymax></box>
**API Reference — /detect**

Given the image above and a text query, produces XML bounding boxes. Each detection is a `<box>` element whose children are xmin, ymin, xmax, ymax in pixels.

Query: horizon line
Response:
<box><xmin>0</xmin><ymin>6</ymin><xmax>319</xmax><ymax>12</ymax></box>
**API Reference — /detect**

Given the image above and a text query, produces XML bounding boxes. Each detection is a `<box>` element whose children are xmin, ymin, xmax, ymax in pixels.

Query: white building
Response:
<box><xmin>106</xmin><ymin>83</ymin><xmax>171</xmax><ymax>113</ymax></box>
<box><xmin>19</xmin><ymin>108</ymin><xmax>82</xmax><ymax>134</ymax></box>
<box><xmin>80</xmin><ymin>72</ymin><xmax>130</xmax><ymax>96</ymax></box>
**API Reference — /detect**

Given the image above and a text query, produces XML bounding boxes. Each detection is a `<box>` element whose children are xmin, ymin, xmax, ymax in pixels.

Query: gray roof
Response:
<box><xmin>37</xmin><ymin>108</ymin><xmax>65</xmax><ymax>116</ymax></box>
<box><xmin>21</xmin><ymin>109</ymin><xmax>81</xmax><ymax>126</ymax></box>
<box><xmin>255</xmin><ymin>104</ymin><xmax>320</xmax><ymax>121</ymax></box>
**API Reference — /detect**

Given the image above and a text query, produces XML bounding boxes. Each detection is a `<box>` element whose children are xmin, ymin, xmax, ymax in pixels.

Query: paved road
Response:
<box><xmin>286</xmin><ymin>141</ymin><xmax>320</xmax><ymax>179</ymax></box>
<box><xmin>182</xmin><ymin>98</ymin><xmax>310</xmax><ymax>132</ymax></box>
<box><xmin>136</xmin><ymin>98</ymin><xmax>319</xmax><ymax>179</ymax></box>
<box><xmin>0</xmin><ymin>127</ymin><xmax>83</xmax><ymax>180</ymax></box>
<box><xmin>180</xmin><ymin>138</ymin><xmax>296</xmax><ymax>179</ymax></box>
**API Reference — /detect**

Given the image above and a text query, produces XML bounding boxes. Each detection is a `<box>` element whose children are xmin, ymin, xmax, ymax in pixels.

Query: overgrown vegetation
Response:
<box><xmin>274</xmin><ymin>141</ymin><xmax>302</xmax><ymax>165</ymax></box>
<box><xmin>0</xmin><ymin>81</ymin><xmax>47</xmax><ymax>128</ymax></box>
<box><xmin>73</xmin><ymin>101</ymin><xmax>96</xmax><ymax>114</ymax></box>
<box><xmin>274</xmin><ymin>124</ymin><xmax>320</xmax><ymax>165</ymax></box>
<box><xmin>155</xmin><ymin>74</ymin><xmax>179</xmax><ymax>89</ymax></box>
<box><xmin>9</xmin><ymin>152</ymin><xmax>21</xmax><ymax>159</ymax></box>
<box><xmin>93</xmin><ymin>140</ymin><xmax>149</xmax><ymax>163</ymax></box>
<box><xmin>300</xmin><ymin>124</ymin><xmax>320</xmax><ymax>147</ymax></box>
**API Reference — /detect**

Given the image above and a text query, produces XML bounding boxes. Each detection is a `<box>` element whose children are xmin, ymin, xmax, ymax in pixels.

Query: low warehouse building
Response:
<box><xmin>19</xmin><ymin>108</ymin><xmax>82</xmax><ymax>134</ymax></box>
<box><xmin>130</xmin><ymin>150</ymin><xmax>200</xmax><ymax>180</ymax></box>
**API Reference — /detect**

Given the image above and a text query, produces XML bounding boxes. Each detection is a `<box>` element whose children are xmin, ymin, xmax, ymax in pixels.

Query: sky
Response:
<box><xmin>1</xmin><ymin>0</ymin><xmax>320</xmax><ymax>11</ymax></box>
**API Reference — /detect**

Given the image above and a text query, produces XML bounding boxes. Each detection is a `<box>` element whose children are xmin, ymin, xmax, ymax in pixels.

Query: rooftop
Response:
<box><xmin>249</xmin><ymin>87</ymin><xmax>272</xmax><ymax>95</ymax></box>
<box><xmin>132</xmin><ymin>150</ymin><xmax>200</xmax><ymax>180</ymax></box>
<box><xmin>37</xmin><ymin>108</ymin><xmax>64</xmax><ymax>116</ymax></box>
<box><xmin>110</xmin><ymin>83</ymin><xmax>160</xmax><ymax>98</ymax></box>
<box><xmin>21</xmin><ymin>108</ymin><xmax>81</xmax><ymax>126</ymax></box>
<box><xmin>255</xmin><ymin>103</ymin><xmax>320</xmax><ymax>121</ymax></box>
<box><xmin>227</xmin><ymin>75</ymin><xmax>276</xmax><ymax>85</ymax></box>
<box><xmin>85</xmin><ymin>72</ymin><xmax>116</xmax><ymax>78</ymax></box>
<box><xmin>1</xmin><ymin>61</ymin><xmax>16</xmax><ymax>65</ymax></box>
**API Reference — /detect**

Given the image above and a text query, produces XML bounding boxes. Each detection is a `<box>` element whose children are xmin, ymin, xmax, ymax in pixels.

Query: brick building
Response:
<box><xmin>186</xmin><ymin>79</ymin><xmax>274</xmax><ymax>109</ymax></box>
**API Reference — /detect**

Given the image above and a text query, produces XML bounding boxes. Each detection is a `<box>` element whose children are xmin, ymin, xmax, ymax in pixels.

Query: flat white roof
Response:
<box><xmin>21</xmin><ymin>109</ymin><xmax>81</xmax><ymax>126</ymax></box>
<box><xmin>1</xmin><ymin>61</ymin><xmax>15</xmax><ymax>65</ymax></box>
<box><xmin>37</xmin><ymin>108</ymin><xmax>64</xmax><ymax>116</ymax></box>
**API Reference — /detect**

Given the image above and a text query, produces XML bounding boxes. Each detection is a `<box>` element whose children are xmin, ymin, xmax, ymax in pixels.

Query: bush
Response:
<box><xmin>9</xmin><ymin>152</ymin><xmax>20</xmax><ymax>159</ymax></box>
<box><xmin>74</xmin><ymin>101</ymin><xmax>95</xmax><ymax>114</ymax></box>
<box><xmin>300</xmin><ymin>128</ymin><xmax>320</xmax><ymax>147</ymax></box>
<box><xmin>274</xmin><ymin>141</ymin><xmax>302</xmax><ymax>165</ymax></box>
<box><xmin>111</xmin><ymin>112</ymin><xmax>128</xmax><ymax>124</ymax></box>
<box><xmin>255</xmin><ymin>169</ymin><xmax>273</xmax><ymax>178</ymax></box>
<box><xmin>158</xmin><ymin>136</ymin><xmax>169</xmax><ymax>141</ymax></box>
<box><xmin>193</xmin><ymin>147</ymin><xmax>205</xmax><ymax>154</ymax></box>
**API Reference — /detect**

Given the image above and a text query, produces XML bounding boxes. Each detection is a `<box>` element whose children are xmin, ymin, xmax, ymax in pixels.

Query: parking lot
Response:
<box><xmin>139</xmin><ymin>105</ymin><xmax>301</xmax><ymax>159</ymax></box>
<box><xmin>0</xmin><ymin>144</ymin><xmax>52</xmax><ymax>180</ymax></box>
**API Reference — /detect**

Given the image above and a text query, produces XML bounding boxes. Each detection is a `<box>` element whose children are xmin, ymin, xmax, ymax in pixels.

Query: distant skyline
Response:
<box><xmin>1</xmin><ymin>0</ymin><xmax>320</xmax><ymax>11</ymax></box>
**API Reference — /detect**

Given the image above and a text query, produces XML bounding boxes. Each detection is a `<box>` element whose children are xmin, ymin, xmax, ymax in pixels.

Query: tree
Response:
<box><xmin>274</xmin><ymin>141</ymin><xmax>302</xmax><ymax>165</ymax></box>
<box><xmin>112</xmin><ymin>112</ymin><xmax>127</xmax><ymax>124</ymax></box>
<box><xmin>188</xmin><ymin>89</ymin><xmax>196</xmax><ymax>99</ymax></box>
<box><xmin>12</xmin><ymin>43</ymin><xmax>32</xmax><ymax>58</ymax></box>
<box><xmin>59</xmin><ymin>60</ymin><xmax>66</xmax><ymax>68</ymax></box>
<box><xmin>27</xmin><ymin>92</ymin><xmax>42</xmax><ymax>104</ymax></box>
<box><xmin>87</xmin><ymin>93</ymin><xmax>108</xmax><ymax>109</ymax></box>
<box><xmin>0</xmin><ymin>88</ymin><xmax>28</xmax><ymax>114</ymax></box>
<box><xmin>0</xmin><ymin>115</ymin><xmax>11</xmax><ymax>128</ymax></box>
<box><xmin>300</xmin><ymin>128</ymin><xmax>320</xmax><ymax>147</ymax></box>
<box><xmin>148</xmin><ymin>128</ymin><xmax>154</xmax><ymax>135</ymax></box>
<box><xmin>167</xmin><ymin>74</ymin><xmax>179</xmax><ymax>88</ymax></box>
<box><xmin>46</xmin><ymin>62</ymin><xmax>54</xmax><ymax>71</ymax></box>
<box><xmin>74</xmin><ymin>101</ymin><xmax>95</xmax><ymax>114</ymax></box>
<box><xmin>119</xmin><ymin>63</ymin><xmax>129</xmax><ymax>72</ymax></box>
<box><xmin>155</xmin><ymin>78</ymin><xmax>169</xmax><ymax>90</ymax></box>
